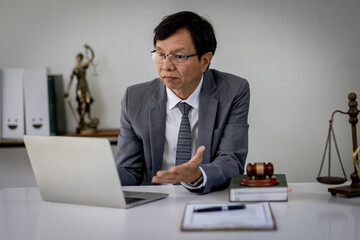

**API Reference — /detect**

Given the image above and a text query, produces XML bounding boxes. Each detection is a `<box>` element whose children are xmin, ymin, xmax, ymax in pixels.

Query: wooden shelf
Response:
<box><xmin>68</xmin><ymin>128</ymin><xmax>120</xmax><ymax>138</ymax></box>
<box><xmin>0</xmin><ymin>129</ymin><xmax>120</xmax><ymax>147</ymax></box>
<box><xmin>0</xmin><ymin>139</ymin><xmax>26</xmax><ymax>147</ymax></box>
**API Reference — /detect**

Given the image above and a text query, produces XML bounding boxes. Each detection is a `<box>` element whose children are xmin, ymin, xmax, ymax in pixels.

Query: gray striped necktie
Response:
<box><xmin>176</xmin><ymin>102</ymin><xmax>192</xmax><ymax>166</ymax></box>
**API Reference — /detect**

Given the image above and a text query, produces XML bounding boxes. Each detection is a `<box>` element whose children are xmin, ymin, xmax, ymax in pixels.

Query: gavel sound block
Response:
<box><xmin>240</xmin><ymin>162</ymin><xmax>280</xmax><ymax>187</ymax></box>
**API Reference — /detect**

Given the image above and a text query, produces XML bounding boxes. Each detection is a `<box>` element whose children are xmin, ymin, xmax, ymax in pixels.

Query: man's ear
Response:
<box><xmin>201</xmin><ymin>52</ymin><xmax>213</xmax><ymax>72</ymax></box>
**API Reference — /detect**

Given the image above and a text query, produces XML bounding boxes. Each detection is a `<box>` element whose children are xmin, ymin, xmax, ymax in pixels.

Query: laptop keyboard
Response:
<box><xmin>125</xmin><ymin>196</ymin><xmax>145</xmax><ymax>204</ymax></box>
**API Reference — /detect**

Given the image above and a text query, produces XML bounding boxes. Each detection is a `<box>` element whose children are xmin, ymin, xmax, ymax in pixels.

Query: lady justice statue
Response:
<box><xmin>65</xmin><ymin>44</ymin><xmax>99</xmax><ymax>134</ymax></box>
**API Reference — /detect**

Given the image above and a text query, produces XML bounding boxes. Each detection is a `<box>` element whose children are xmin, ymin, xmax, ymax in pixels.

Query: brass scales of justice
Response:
<box><xmin>317</xmin><ymin>92</ymin><xmax>360</xmax><ymax>197</ymax></box>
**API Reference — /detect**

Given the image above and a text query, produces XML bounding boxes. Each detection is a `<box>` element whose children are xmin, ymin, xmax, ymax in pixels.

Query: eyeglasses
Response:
<box><xmin>150</xmin><ymin>50</ymin><xmax>198</xmax><ymax>65</ymax></box>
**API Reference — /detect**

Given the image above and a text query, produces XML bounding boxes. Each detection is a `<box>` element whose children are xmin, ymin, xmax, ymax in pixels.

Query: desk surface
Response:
<box><xmin>1</xmin><ymin>183</ymin><xmax>359</xmax><ymax>240</ymax></box>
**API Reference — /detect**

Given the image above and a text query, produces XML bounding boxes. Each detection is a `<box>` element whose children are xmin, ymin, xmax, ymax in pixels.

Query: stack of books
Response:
<box><xmin>230</xmin><ymin>174</ymin><xmax>288</xmax><ymax>202</ymax></box>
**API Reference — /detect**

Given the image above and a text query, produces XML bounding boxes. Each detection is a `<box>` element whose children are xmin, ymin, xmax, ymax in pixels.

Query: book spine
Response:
<box><xmin>230</xmin><ymin>189</ymin><xmax>287</xmax><ymax>202</ymax></box>
<box><xmin>53</xmin><ymin>75</ymin><xmax>67</xmax><ymax>135</ymax></box>
<box><xmin>48</xmin><ymin>75</ymin><xmax>57</xmax><ymax>135</ymax></box>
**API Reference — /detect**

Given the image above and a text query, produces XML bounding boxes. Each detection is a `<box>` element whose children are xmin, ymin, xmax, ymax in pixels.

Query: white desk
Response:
<box><xmin>1</xmin><ymin>183</ymin><xmax>359</xmax><ymax>240</ymax></box>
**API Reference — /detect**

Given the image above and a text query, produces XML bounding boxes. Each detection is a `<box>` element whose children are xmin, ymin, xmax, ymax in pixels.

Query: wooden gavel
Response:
<box><xmin>246</xmin><ymin>162</ymin><xmax>274</xmax><ymax>179</ymax></box>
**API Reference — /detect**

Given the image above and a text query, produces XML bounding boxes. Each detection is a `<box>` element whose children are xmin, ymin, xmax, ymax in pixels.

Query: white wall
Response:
<box><xmin>0</xmin><ymin>0</ymin><xmax>359</xmax><ymax>186</ymax></box>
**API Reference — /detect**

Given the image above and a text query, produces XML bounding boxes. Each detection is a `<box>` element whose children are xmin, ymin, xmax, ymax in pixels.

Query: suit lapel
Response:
<box><xmin>148</xmin><ymin>71</ymin><xmax>218</xmax><ymax>172</ymax></box>
<box><xmin>198</xmin><ymin>70</ymin><xmax>218</xmax><ymax>164</ymax></box>
<box><xmin>148</xmin><ymin>81</ymin><xmax>167</xmax><ymax>176</ymax></box>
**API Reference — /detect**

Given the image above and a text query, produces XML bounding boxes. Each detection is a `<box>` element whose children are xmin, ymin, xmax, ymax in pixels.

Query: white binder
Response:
<box><xmin>23</xmin><ymin>68</ymin><xmax>50</xmax><ymax>136</ymax></box>
<box><xmin>1</xmin><ymin>68</ymin><xmax>25</xmax><ymax>139</ymax></box>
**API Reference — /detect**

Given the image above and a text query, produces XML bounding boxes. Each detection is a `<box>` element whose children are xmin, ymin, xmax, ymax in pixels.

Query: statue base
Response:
<box><xmin>77</xmin><ymin>118</ymin><xmax>100</xmax><ymax>134</ymax></box>
<box><xmin>328</xmin><ymin>185</ymin><xmax>360</xmax><ymax>198</ymax></box>
<box><xmin>328</xmin><ymin>172</ymin><xmax>360</xmax><ymax>198</ymax></box>
<box><xmin>76</xmin><ymin>126</ymin><xmax>97</xmax><ymax>134</ymax></box>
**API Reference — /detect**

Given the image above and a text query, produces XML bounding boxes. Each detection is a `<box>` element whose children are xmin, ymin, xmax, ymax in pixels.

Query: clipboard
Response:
<box><xmin>181</xmin><ymin>202</ymin><xmax>276</xmax><ymax>231</ymax></box>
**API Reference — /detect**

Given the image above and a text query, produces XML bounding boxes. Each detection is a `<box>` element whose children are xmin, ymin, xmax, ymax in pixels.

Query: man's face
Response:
<box><xmin>155</xmin><ymin>28</ymin><xmax>212</xmax><ymax>99</ymax></box>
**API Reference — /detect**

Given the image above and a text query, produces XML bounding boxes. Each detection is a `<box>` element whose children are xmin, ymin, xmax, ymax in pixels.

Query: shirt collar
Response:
<box><xmin>166</xmin><ymin>75</ymin><xmax>203</xmax><ymax>110</ymax></box>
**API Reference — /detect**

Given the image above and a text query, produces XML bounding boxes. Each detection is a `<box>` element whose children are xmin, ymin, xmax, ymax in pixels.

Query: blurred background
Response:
<box><xmin>0</xmin><ymin>0</ymin><xmax>359</xmax><ymax>186</ymax></box>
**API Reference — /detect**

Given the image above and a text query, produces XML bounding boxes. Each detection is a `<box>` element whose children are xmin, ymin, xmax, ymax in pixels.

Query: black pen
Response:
<box><xmin>194</xmin><ymin>204</ymin><xmax>246</xmax><ymax>213</ymax></box>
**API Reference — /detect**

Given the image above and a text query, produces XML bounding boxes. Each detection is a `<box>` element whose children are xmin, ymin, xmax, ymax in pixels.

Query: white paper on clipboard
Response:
<box><xmin>181</xmin><ymin>202</ymin><xmax>276</xmax><ymax>231</ymax></box>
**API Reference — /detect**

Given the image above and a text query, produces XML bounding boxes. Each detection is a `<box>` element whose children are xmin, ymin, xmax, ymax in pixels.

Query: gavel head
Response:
<box><xmin>246</xmin><ymin>162</ymin><xmax>274</xmax><ymax>179</ymax></box>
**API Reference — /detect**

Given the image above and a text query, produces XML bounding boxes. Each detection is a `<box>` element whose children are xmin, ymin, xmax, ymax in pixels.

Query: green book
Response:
<box><xmin>47</xmin><ymin>75</ymin><xmax>67</xmax><ymax>135</ymax></box>
<box><xmin>230</xmin><ymin>174</ymin><xmax>288</xmax><ymax>202</ymax></box>
<box><xmin>48</xmin><ymin>75</ymin><xmax>57</xmax><ymax>135</ymax></box>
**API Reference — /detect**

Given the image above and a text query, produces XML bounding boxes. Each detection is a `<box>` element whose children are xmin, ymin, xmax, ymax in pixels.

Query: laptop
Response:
<box><xmin>23</xmin><ymin>135</ymin><xmax>168</xmax><ymax>208</ymax></box>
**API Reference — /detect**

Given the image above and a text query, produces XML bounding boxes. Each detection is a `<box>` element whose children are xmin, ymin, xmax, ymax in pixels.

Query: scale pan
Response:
<box><xmin>317</xmin><ymin>176</ymin><xmax>346</xmax><ymax>185</ymax></box>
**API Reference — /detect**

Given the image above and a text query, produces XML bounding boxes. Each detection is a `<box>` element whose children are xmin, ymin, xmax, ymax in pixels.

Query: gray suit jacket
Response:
<box><xmin>115</xmin><ymin>69</ymin><xmax>250</xmax><ymax>193</ymax></box>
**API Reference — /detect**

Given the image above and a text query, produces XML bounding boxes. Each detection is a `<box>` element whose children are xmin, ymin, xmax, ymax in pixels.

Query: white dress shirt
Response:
<box><xmin>161</xmin><ymin>77</ymin><xmax>207</xmax><ymax>188</ymax></box>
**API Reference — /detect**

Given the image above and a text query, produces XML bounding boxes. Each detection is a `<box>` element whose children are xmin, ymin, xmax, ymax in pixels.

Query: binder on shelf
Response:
<box><xmin>0</xmin><ymin>70</ymin><xmax>2</xmax><ymax>139</ymax></box>
<box><xmin>1</xmin><ymin>68</ymin><xmax>25</xmax><ymax>139</ymax></box>
<box><xmin>48</xmin><ymin>75</ymin><xmax>67</xmax><ymax>135</ymax></box>
<box><xmin>48</xmin><ymin>75</ymin><xmax>56</xmax><ymax>135</ymax></box>
<box><xmin>23</xmin><ymin>68</ymin><xmax>50</xmax><ymax>136</ymax></box>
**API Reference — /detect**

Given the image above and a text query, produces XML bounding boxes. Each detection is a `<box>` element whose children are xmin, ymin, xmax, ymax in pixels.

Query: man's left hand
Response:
<box><xmin>152</xmin><ymin>146</ymin><xmax>206</xmax><ymax>184</ymax></box>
